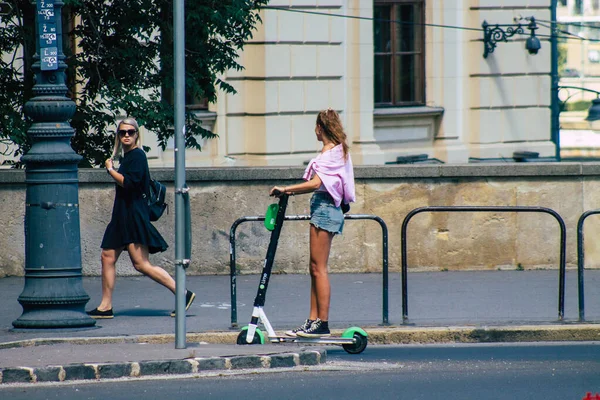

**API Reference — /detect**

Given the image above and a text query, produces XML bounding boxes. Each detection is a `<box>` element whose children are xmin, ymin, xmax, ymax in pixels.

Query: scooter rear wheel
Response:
<box><xmin>342</xmin><ymin>332</ymin><xmax>368</xmax><ymax>354</ymax></box>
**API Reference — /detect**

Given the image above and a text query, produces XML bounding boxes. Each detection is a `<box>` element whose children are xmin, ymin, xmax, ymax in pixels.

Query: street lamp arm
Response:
<box><xmin>557</xmin><ymin>86</ymin><xmax>600</xmax><ymax>97</ymax></box>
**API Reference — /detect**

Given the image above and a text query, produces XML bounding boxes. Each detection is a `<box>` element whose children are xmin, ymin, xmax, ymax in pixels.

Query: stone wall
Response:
<box><xmin>1</xmin><ymin>163</ymin><xmax>600</xmax><ymax>278</ymax></box>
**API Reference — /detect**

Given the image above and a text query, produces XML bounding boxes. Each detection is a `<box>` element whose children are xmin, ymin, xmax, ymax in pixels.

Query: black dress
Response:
<box><xmin>101</xmin><ymin>148</ymin><xmax>168</xmax><ymax>254</ymax></box>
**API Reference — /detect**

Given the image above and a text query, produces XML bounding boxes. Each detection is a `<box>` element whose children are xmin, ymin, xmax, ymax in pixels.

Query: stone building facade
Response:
<box><xmin>142</xmin><ymin>0</ymin><xmax>557</xmax><ymax>167</ymax></box>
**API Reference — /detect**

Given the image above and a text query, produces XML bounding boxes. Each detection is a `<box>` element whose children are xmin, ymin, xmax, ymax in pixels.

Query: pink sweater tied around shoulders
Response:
<box><xmin>302</xmin><ymin>144</ymin><xmax>356</xmax><ymax>207</ymax></box>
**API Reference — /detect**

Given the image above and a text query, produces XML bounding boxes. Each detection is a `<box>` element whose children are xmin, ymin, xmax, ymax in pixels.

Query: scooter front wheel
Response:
<box><xmin>342</xmin><ymin>332</ymin><xmax>368</xmax><ymax>354</ymax></box>
<box><xmin>236</xmin><ymin>326</ymin><xmax>265</xmax><ymax>345</ymax></box>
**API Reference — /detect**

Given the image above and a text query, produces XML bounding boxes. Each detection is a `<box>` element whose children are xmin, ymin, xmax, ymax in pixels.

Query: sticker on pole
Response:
<box><xmin>264</xmin><ymin>203</ymin><xmax>279</xmax><ymax>231</ymax></box>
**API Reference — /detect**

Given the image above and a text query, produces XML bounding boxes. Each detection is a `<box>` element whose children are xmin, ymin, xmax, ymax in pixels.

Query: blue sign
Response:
<box><xmin>39</xmin><ymin>22</ymin><xmax>56</xmax><ymax>47</ymax></box>
<box><xmin>37</xmin><ymin>0</ymin><xmax>57</xmax><ymax>70</ymax></box>
<box><xmin>37</xmin><ymin>0</ymin><xmax>54</xmax><ymax>21</ymax></box>
<box><xmin>41</xmin><ymin>47</ymin><xmax>57</xmax><ymax>71</ymax></box>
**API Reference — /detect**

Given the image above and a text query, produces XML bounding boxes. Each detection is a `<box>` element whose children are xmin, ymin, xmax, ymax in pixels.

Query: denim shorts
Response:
<box><xmin>310</xmin><ymin>192</ymin><xmax>344</xmax><ymax>235</ymax></box>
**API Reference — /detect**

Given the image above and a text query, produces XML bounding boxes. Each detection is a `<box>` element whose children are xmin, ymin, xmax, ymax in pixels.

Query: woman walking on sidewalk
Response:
<box><xmin>270</xmin><ymin>109</ymin><xmax>355</xmax><ymax>337</ymax></box>
<box><xmin>87</xmin><ymin>117</ymin><xmax>195</xmax><ymax>319</ymax></box>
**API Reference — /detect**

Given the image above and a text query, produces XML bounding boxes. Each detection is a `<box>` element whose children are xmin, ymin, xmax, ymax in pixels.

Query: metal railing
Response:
<box><xmin>576</xmin><ymin>209</ymin><xmax>600</xmax><ymax>322</ymax></box>
<box><xmin>401</xmin><ymin>206</ymin><xmax>567</xmax><ymax>322</ymax></box>
<box><xmin>229</xmin><ymin>214</ymin><xmax>389</xmax><ymax>328</ymax></box>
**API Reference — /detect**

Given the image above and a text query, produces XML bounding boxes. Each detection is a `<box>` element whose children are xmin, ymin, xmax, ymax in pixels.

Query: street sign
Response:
<box><xmin>41</xmin><ymin>46</ymin><xmax>57</xmax><ymax>70</ymax></box>
<box><xmin>39</xmin><ymin>22</ymin><xmax>57</xmax><ymax>47</ymax></box>
<box><xmin>37</xmin><ymin>0</ymin><xmax>58</xmax><ymax>71</ymax></box>
<box><xmin>0</xmin><ymin>2</ymin><xmax>13</xmax><ymax>16</ymax></box>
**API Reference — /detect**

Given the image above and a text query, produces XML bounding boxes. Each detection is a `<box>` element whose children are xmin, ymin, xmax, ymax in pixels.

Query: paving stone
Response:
<box><xmin>98</xmin><ymin>363</ymin><xmax>132</xmax><ymax>379</ymax></box>
<box><xmin>1</xmin><ymin>368</ymin><xmax>32</xmax><ymax>384</ymax></box>
<box><xmin>197</xmin><ymin>357</ymin><xmax>226</xmax><ymax>371</ymax></box>
<box><xmin>229</xmin><ymin>355</ymin><xmax>264</xmax><ymax>369</ymax></box>
<box><xmin>299</xmin><ymin>350</ymin><xmax>324</xmax><ymax>365</ymax></box>
<box><xmin>139</xmin><ymin>360</ymin><xmax>193</xmax><ymax>375</ymax></box>
<box><xmin>63</xmin><ymin>365</ymin><xmax>96</xmax><ymax>381</ymax></box>
<box><xmin>33</xmin><ymin>366</ymin><xmax>62</xmax><ymax>382</ymax></box>
<box><xmin>166</xmin><ymin>360</ymin><xmax>194</xmax><ymax>375</ymax></box>
<box><xmin>139</xmin><ymin>361</ymin><xmax>171</xmax><ymax>376</ymax></box>
<box><xmin>269</xmin><ymin>354</ymin><xmax>297</xmax><ymax>368</ymax></box>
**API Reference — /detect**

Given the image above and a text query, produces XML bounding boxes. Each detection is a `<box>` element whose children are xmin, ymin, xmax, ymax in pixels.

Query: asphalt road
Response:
<box><xmin>2</xmin><ymin>342</ymin><xmax>599</xmax><ymax>400</ymax></box>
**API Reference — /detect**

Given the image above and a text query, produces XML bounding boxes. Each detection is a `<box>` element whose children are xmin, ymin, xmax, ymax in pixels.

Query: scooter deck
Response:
<box><xmin>267</xmin><ymin>335</ymin><xmax>356</xmax><ymax>345</ymax></box>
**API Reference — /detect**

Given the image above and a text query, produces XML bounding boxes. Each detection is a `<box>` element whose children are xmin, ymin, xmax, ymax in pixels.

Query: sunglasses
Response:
<box><xmin>118</xmin><ymin>129</ymin><xmax>137</xmax><ymax>137</ymax></box>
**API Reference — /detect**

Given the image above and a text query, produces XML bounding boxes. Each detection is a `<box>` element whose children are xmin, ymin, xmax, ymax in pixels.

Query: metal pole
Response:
<box><xmin>550</xmin><ymin>0</ymin><xmax>561</xmax><ymax>161</ymax></box>
<box><xmin>577</xmin><ymin>212</ymin><xmax>587</xmax><ymax>322</ymax></box>
<box><xmin>13</xmin><ymin>0</ymin><xmax>94</xmax><ymax>329</ymax></box>
<box><xmin>173</xmin><ymin>0</ymin><xmax>187</xmax><ymax>349</ymax></box>
<box><xmin>574</xmin><ymin>210</ymin><xmax>600</xmax><ymax>322</ymax></box>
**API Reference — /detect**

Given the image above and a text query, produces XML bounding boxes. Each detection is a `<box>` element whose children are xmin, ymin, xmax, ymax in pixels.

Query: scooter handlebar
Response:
<box><xmin>271</xmin><ymin>189</ymin><xmax>289</xmax><ymax>198</ymax></box>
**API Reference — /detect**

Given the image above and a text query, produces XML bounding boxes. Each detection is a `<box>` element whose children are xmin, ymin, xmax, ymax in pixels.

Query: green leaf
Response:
<box><xmin>0</xmin><ymin>0</ymin><xmax>268</xmax><ymax>167</ymax></box>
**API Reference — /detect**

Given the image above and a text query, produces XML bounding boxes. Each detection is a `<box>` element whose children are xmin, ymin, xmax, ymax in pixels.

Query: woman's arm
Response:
<box><xmin>106</xmin><ymin>159</ymin><xmax>125</xmax><ymax>187</ymax></box>
<box><xmin>270</xmin><ymin>174</ymin><xmax>322</xmax><ymax>197</ymax></box>
<box><xmin>107</xmin><ymin>151</ymin><xmax>146</xmax><ymax>190</ymax></box>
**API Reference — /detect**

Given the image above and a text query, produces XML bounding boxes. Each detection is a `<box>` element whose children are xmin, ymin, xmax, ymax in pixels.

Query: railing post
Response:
<box><xmin>575</xmin><ymin>210</ymin><xmax>600</xmax><ymax>322</ymax></box>
<box><xmin>230</xmin><ymin>214</ymin><xmax>389</xmax><ymax>326</ymax></box>
<box><xmin>401</xmin><ymin>206</ymin><xmax>567</xmax><ymax>323</ymax></box>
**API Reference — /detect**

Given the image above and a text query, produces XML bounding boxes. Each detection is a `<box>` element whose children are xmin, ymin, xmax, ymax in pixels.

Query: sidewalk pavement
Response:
<box><xmin>1</xmin><ymin>271</ymin><xmax>600</xmax><ymax>385</ymax></box>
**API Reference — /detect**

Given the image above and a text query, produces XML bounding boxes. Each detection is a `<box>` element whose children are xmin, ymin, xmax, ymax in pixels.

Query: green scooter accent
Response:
<box><xmin>341</xmin><ymin>326</ymin><xmax>368</xmax><ymax>339</ymax></box>
<box><xmin>237</xmin><ymin>326</ymin><xmax>265</xmax><ymax>345</ymax></box>
<box><xmin>264</xmin><ymin>203</ymin><xmax>279</xmax><ymax>231</ymax></box>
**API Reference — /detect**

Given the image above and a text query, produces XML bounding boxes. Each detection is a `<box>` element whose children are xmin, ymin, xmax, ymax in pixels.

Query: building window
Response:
<box><xmin>374</xmin><ymin>0</ymin><xmax>425</xmax><ymax>107</ymax></box>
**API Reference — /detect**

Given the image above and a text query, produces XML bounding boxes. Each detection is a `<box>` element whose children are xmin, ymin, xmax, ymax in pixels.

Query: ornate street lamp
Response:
<box><xmin>553</xmin><ymin>85</ymin><xmax>600</xmax><ymax>159</ymax></box>
<box><xmin>12</xmin><ymin>0</ymin><xmax>95</xmax><ymax>329</ymax></box>
<box><xmin>557</xmin><ymin>86</ymin><xmax>600</xmax><ymax>126</ymax></box>
<box><xmin>482</xmin><ymin>17</ymin><xmax>541</xmax><ymax>58</ymax></box>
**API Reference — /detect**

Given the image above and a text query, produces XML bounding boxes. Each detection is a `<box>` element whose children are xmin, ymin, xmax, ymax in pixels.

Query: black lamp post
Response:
<box><xmin>12</xmin><ymin>0</ymin><xmax>94</xmax><ymax>329</ymax></box>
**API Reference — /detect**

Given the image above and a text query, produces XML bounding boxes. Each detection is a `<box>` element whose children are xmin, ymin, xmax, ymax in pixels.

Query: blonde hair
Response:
<box><xmin>316</xmin><ymin>109</ymin><xmax>349</xmax><ymax>159</ymax></box>
<box><xmin>111</xmin><ymin>117</ymin><xmax>141</xmax><ymax>159</ymax></box>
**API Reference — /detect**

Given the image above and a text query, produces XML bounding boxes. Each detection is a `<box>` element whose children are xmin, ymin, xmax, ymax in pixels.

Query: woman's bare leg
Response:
<box><xmin>97</xmin><ymin>248</ymin><xmax>123</xmax><ymax>311</ymax></box>
<box><xmin>309</xmin><ymin>225</ymin><xmax>334</xmax><ymax>321</ymax></box>
<box><xmin>127</xmin><ymin>243</ymin><xmax>176</xmax><ymax>294</ymax></box>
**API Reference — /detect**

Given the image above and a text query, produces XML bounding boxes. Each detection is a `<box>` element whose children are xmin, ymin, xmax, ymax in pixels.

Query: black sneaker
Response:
<box><xmin>170</xmin><ymin>290</ymin><xmax>196</xmax><ymax>317</ymax></box>
<box><xmin>87</xmin><ymin>308</ymin><xmax>114</xmax><ymax>319</ymax></box>
<box><xmin>285</xmin><ymin>319</ymin><xmax>314</xmax><ymax>337</ymax></box>
<box><xmin>297</xmin><ymin>318</ymin><xmax>330</xmax><ymax>337</ymax></box>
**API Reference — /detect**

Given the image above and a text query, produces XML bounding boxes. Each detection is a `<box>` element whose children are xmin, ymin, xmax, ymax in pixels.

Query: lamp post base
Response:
<box><xmin>12</xmin><ymin>278</ymin><xmax>95</xmax><ymax>329</ymax></box>
<box><xmin>12</xmin><ymin>311</ymin><xmax>96</xmax><ymax>329</ymax></box>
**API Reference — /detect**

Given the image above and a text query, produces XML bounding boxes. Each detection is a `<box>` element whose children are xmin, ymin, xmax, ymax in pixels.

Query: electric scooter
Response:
<box><xmin>236</xmin><ymin>191</ymin><xmax>368</xmax><ymax>354</ymax></box>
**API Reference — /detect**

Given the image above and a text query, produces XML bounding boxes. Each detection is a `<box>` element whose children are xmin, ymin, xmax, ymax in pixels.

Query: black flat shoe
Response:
<box><xmin>171</xmin><ymin>290</ymin><xmax>196</xmax><ymax>317</ymax></box>
<box><xmin>87</xmin><ymin>308</ymin><xmax>114</xmax><ymax>319</ymax></box>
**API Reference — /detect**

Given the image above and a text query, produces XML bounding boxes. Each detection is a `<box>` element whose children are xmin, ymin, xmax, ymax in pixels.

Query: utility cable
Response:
<box><xmin>265</xmin><ymin>6</ymin><xmax>598</xmax><ymax>43</ymax></box>
<box><xmin>536</xmin><ymin>20</ymin><xmax>587</xmax><ymax>40</ymax></box>
<box><xmin>536</xmin><ymin>18</ymin><xmax>600</xmax><ymax>31</ymax></box>
<box><xmin>264</xmin><ymin>6</ymin><xmax>483</xmax><ymax>32</ymax></box>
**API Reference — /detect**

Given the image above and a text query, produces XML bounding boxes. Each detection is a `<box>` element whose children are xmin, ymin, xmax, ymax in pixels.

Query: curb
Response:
<box><xmin>2</xmin><ymin>324</ymin><xmax>599</xmax><ymax>385</ymax></box>
<box><xmin>2</xmin><ymin>324</ymin><xmax>598</xmax><ymax>350</ymax></box>
<box><xmin>0</xmin><ymin>349</ymin><xmax>326</xmax><ymax>385</ymax></box>
<box><xmin>366</xmin><ymin>324</ymin><xmax>600</xmax><ymax>344</ymax></box>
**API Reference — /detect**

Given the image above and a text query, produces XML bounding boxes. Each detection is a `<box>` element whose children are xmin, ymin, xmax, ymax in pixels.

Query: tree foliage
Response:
<box><xmin>0</xmin><ymin>0</ymin><xmax>267</xmax><ymax>167</ymax></box>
